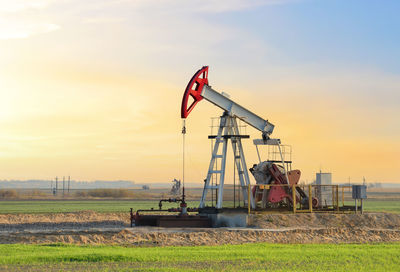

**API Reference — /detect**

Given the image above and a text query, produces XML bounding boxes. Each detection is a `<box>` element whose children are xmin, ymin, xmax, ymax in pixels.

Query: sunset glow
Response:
<box><xmin>0</xmin><ymin>0</ymin><xmax>399</xmax><ymax>184</ymax></box>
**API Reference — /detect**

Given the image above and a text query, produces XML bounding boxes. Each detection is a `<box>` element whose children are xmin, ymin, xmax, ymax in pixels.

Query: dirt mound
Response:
<box><xmin>0</xmin><ymin>211</ymin><xmax>128</xmax><ymax>224</ymax></box>
<box><xmin>0</xmin><ymin>211</ymin><xmax>130</xmax><ymax>233</ymax></box>
<box><xmin>252</xmin><ymin>213</ymin><xmax>400</xmax><ymax>229</ymax></box>
<box><xmin>1</xmin><ymin>212</ymin><xmax>400</xmax><ymax>246</ymax></box>
<box><xmin>3</xmin><ymin>227</ymin><xmax>400</xmax><ymax>245</ymax></box>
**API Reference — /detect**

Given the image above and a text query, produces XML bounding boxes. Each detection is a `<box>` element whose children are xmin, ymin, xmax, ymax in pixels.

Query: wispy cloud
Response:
<box><xmin>0</xmin><ymin>0</ymin><xmax>59</xmax><ymax>39</ymax></box>
<box><xmin>106</xmin><ymin>0</ymin><xmax>295</xmax><ymax>13</ymax></box>
<box><xmin>184</xmin><ymin>0</ymin><xmax>295</xmax><ymax>13</ymax></box>
<box><xmin>0</xmin><ymin>18</ymin><xmax>59</xmax><ymax>40</ymax></box>
<box><xmin>0</xmin><ymin>0</ymin><xmax>53</xmax><ymax>12</ymax></box>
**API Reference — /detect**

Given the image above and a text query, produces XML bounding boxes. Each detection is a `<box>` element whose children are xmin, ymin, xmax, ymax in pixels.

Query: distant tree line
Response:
<box><xmin>0</xmin><ymin>180</ymin><xmax>135</xmax><ymax>189</ymax></box>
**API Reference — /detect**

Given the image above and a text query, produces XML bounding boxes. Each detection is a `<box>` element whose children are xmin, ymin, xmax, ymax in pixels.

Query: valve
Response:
<box><xmin>181</xmin><ymin>66</ymin><xmax>209</xmax><ymax>118</ymax></box>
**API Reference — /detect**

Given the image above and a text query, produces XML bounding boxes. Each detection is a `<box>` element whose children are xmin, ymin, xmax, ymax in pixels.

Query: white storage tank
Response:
<box><xmin>315</xmin><ymin>172</ymin><xmax>332</xmax><ymax>207</ymax></box>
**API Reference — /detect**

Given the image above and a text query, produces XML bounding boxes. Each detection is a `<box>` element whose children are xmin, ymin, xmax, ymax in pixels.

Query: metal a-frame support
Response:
<box><xmin>200</xmin><ymin>112</ymin><xmax>255</xmax><ymax>209</ymax></box>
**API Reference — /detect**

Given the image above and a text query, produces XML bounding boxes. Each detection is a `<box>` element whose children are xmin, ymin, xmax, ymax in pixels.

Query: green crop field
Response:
<box><xmin>0</xmin><ymin>199</ymin><xmax>399</xmax><ymax>214</ymax></box>
<box><xmin>0</xmin><ymin>243</ymin><xmax>399</xmax><ymax>271</ymax></box>
<box><xmin>342</xmin><ymin>200</ymin><xmax>400</xmax><ymax>213</ymax></box>
<box><xmin>0</xmin><ymin>200</ymin><xmax>202</xmax><ymax>214</ymax></box>
<box><xmin>359</xmin><ymin>201</ymin><xmax>400</xmax><ymax>213</ymax></box>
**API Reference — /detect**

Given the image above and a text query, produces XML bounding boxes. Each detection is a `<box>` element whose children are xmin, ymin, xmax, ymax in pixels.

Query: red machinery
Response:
<box><xmin>251</xmin><ymin>163</ymin><xmax>319</xmax><ymax>209</ymax></box>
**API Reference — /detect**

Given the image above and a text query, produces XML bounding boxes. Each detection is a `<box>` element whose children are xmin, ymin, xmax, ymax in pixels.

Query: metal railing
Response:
<box><xmin>248</xmin><ymin>184</ymin><xmax>356</xmax><ymax>214</ymax></box>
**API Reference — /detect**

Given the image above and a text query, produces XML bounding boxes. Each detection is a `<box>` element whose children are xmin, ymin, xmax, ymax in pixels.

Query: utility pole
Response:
<box><xmin>55</xmin><ymin>176</ymin><xmax>58</xmax><ymax>195</ymax></box>
<box><xmin>68</xmin><ymin>176</ymin><xmax>70</xmax><ymax>194</ymax></box>
<box><xmin>63</xmin><ymin>176</ymin><xmax>65</xmax><ymax>197</ymax></box>
<box><xmin>348</xmin><ymin>176</ymin><xmax>351</xmax><ymax>193</ymax></box>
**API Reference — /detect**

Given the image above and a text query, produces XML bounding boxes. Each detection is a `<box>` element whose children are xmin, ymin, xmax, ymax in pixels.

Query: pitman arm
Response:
<box><xmin>181</xmin><ymin>66</ymin><xmax>274</xmax><ymax>138</ymax></box>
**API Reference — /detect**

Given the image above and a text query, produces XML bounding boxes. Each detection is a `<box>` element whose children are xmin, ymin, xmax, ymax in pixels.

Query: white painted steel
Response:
<box><xmin>200</xmin><ymin>116</ymin><xmax>226</xmax><ymax>208</ymax></box>
<box><xmin>200</xmin><ymin>114</ymin><xmax>255</xmax><ymax>209</ymax></box>
<box><xmin>199</xmin><ymin>84</ymin><xmax>275</xmax><ymax>210</ymax></box>
<box><xmin>231</xmin><ymin>118</ymin><xmax>255</xmax><ymax>208</ymax></box>
<box><xmin>253</xmin><ymin>138</ymin><xmax>289</xmax><ymax>184</ymax></box>
<box><xmin>201</xmin><ymin>85</ymin><xmax>274</xmax><ymax>135</ymax></box>
<box><xmin>216</xmin><ymin>122</ymin><xmax>229</xmax><ymax>209</ymax></box>
<box><xmin>253</xmin><ymin>138</ymin><xmax>281</xmax><ymax>145</ymax></box>
<box><xmin>277</xmin><ymin>143</ymin><xmax>290</xmax><ymax>186</ymax></box>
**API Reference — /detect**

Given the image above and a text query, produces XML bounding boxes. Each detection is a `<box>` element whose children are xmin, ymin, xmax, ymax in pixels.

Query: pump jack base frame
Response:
<box><xmin>131</xmin><ymin>212</ymin><xmax>212</xmax><ymax>228</ymax></box>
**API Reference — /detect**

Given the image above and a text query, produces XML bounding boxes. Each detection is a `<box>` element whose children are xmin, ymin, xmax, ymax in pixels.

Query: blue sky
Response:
<box><xmin>0</xmin><ymin>0</ymin><xmax>399</xmax><ymax>182</ymax></box>
<box><xmin>203</xmin><ymin>1</ymin><xmax>400</xmax><ymax>75</ymax></box>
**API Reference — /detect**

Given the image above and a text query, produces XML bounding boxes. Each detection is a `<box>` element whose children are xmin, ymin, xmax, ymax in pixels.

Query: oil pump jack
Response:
<box><xmin>132</xmin><ymin>66</ymin><xmax>316</xmax><ymax>228</ymax></box>
<box><xmin>181</xmin><ymin>66</ymin><xmax>274</xmax><ymax>209</ymax></box>
<box><xmin>181</xmin><ymin>66</ymin><xmax>316</xmax><ymax>211</ymax></box>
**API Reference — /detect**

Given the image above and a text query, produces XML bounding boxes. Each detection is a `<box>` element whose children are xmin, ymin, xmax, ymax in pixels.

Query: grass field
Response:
<box><xmin>0</xmin><ymin>200</ymin><xmax>201</xmax><ymax>214</ymax></box>
<box><xmin>0</xmin><ymin>243</ymin><xmax>399</xmax><ymax>271</ymax></box>
<box><xmin>0</xmin><ymin>199</ymin><xmax>399</xmax><ymax>214</ymax></box>
<box><xmin>361</xmin><ymin>201</ymin><xmax>400</xmax><ymax>213</ymax></box>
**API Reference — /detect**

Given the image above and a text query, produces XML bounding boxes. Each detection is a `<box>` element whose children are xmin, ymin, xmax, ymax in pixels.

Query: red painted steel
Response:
<box><xmin>267</xmin><ymin>165</ymin><xmax>298</xmax><ymax>204</ymax></box>
<box><xmin>181</xmin><ymin>66</ymin><xmax>209</xmax><ymax>118</ymax></box>
<box><xmin>267</xmin><ymin>181</ymin><xmax>290</xmax><ymax>203</ymax></box>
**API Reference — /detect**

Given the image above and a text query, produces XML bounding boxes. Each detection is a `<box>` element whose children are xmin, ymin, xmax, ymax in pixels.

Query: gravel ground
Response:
<box><xmin>0</xmin><ymin>211</ymin><xmax>399</xmax><ymax>245</ymax></box>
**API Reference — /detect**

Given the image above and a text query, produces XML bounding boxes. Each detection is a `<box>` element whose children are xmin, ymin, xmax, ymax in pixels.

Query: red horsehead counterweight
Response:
<box><xmin>181</xmin><ymin>66</ymin><xmax>209</xmax><ymax>119</ymax></box>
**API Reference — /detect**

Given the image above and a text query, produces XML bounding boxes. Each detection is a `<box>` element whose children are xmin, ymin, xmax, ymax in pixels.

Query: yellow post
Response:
<box><xmin>336</xmin><ymin>185</ymin><xmax>339</xmax><ymax>211</ymax></box>
<box><xmin>308</xmin><ymin>185</ymin><xmax>313</xmax><ymax>212</ymax></box>
<box><xmin>342</xmin><ymin>186</ymin><xmax>344</xmax><ymax>206</ymax></box>
<box><xmin>292</xmin><ymin>185</ymin><xmax>296</xmax><ymax>213</ymax></box>
<box><xmin>248</xmin><ymin>184</ymin><xmax>251</xmax><ymax>215</ymax></box>
<box><xmin>332</xmin><ymin>185</ymin><xmax>335</xmax><ymax>209</ymax></box>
